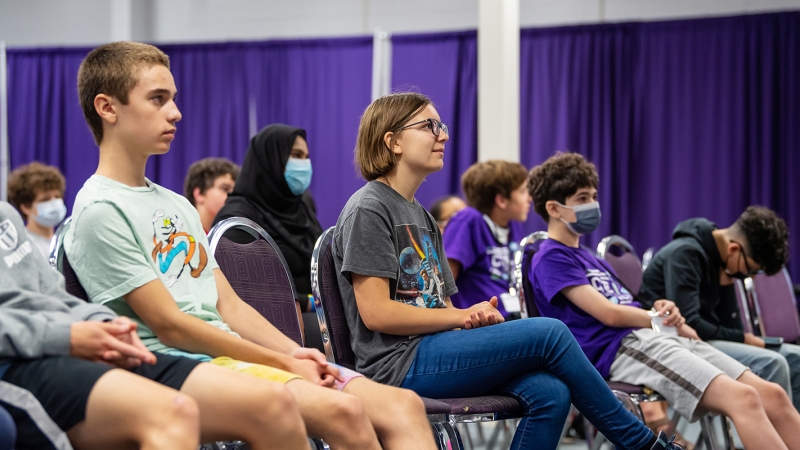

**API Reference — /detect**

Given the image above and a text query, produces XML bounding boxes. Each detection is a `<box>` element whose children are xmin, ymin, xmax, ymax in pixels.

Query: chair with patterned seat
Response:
<box><xmin>311</xmin><ymin>226</ymin><xmax>523</xmax><ymax>450</ymax></box>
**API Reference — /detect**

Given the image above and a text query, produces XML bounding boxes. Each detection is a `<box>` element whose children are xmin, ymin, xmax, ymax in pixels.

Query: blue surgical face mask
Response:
<box><xmin>557</xmin><ymin>201</ymin><xmax>601</xmax><ymax>236</ymax></box>
<box><xmin>284</xmin><ymin>158</ymin><xmax>312</xmax><ymax>195</ymax></box>
<box><xmin>34</xmin><ymin>198</ymin><xmax>67</xmax><ymax>228</ymax></box>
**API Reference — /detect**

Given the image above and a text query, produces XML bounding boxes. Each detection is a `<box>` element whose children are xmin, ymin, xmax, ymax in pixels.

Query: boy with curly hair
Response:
<box><xmin>639</xmin><ymin>206</ymin><xmax>800</xmax><ymax>410</ymax></box>
<box><xmin>7</xmin><ymin>162</ymin><xmax>67</xmax><ymax>258</ymax></box>
<box><xmin>527</xmin><ymin>151</ymin><xmax>800</xmax><ymax>449</ymax></box>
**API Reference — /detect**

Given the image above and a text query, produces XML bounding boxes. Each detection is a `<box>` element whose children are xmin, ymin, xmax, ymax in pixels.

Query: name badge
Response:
<box><xmin>500</xmin><ymin>292</ymin><xmax>521</xmax><ymax>313</ymax></box>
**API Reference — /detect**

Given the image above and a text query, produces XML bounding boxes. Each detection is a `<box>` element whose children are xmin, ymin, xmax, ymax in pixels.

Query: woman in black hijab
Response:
<box><xmin>214</xmin><ymin>124</ymin><xmax>323</xmax><ymax>348</ymax></box>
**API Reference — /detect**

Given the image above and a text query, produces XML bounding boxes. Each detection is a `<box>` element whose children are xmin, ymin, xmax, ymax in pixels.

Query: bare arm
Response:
<box><xmin>562</xmin><ymin>285</ymin><xmax>684</xmax><ymax>329</ymax></box>
<box><xmin>448</xmin><ymin>260</ymin><xmax>462</xmax><ymax>281</ymax></box>
<box><xmin>352</xmin><ymin>274</ymin><xmax>502</xmax><ymax>335</ymax></box>
<box><xmin>124</xmin><ymin>277</ymin><xmax>296</xmax><ymax>371</ymax></box>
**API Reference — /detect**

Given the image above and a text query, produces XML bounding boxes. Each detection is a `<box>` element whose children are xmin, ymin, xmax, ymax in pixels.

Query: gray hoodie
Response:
<box><xmin>0</xmin><ymin>202</ymin><xmax>116</xmax><ymax>362</ymax></box>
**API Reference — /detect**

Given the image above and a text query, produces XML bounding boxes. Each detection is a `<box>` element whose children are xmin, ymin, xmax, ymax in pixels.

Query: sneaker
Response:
<box><xmin>651</xmin><ymin>431</ymin><xmax>686</xmax><ymax>450</ymax></box>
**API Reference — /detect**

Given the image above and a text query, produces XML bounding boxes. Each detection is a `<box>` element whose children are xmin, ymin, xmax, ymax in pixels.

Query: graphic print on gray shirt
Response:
<box><xmin>333</xmin><ymin>181</ymin><xmax>457</xmax><ymax>386</ymax></box>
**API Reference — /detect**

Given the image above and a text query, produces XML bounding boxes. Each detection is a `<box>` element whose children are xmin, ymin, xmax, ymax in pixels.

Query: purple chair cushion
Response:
<box><xmin>215</xmin><ymin>237</ymin><xmax>303</xmax><ymax>346</ymax></box>
<box><xmin>319</xmin><ymin>244</ymin><xmax>358</xmax><ymax>370</ymax></box>
<box><xmin>437</xmin><ymin>396</ymin><xmax>522</xmax><ymax>414</ymax></box>
<box><xmin>605</xmin><ymin>251</ymin><xmax>643</xmax><ymax>296</ymax></box>
<box><xmin>606</xmin><ymin>381</ymin><xmax>648</xmax><ymax>396</ymax></box>
<box><xmin>421</xmin><ymin>397</ymin><xmax>452</xmax><ymax>414</ymax></box>
<box><xmin>62</xmin><ymin>253</ymin><xmax>89</xmax><ymax>301</ymax></box>
<box><xmin>753</xmin><ymin>270</ymin><xmax>800</xmax><ymax>343</ymax></box>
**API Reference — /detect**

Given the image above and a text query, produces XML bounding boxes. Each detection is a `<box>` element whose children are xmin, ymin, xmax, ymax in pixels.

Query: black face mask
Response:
<box><xmin>723</xmin><ymin>240</ymin><xmax>756</xmax><ymax>280</ymax></box>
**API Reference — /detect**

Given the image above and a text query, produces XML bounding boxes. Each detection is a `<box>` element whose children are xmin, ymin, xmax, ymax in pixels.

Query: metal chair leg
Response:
<box><xmin>719</xmin><ymin>416</ymin><xmax>735</xmax><ymax>450</ymax></box>
<box><xmin>700</xmin><ymin>415</ymin><xmax>720</xmax><ymax>450</ymax></box>
<box><xmin>432</xmin><ymin>423</ymin><xmax>448</xmax><ymax>450</ymax></box>
<box><xmin>444</xmin><ymin>417</ymin><xmax>465</xmax><ymax>450</ymax></box>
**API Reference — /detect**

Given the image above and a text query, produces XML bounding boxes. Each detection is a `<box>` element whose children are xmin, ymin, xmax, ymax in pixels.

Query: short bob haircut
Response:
<box><xmin>527</xmin><ymin>152</ymin><xmax>599</xmax><ymax>223</ymax></box>
<box><xmin>78</xmin><ymin>41</ymin><xmax>171</xmax><ymax>145</ymax></box>
<box><xmin>355</xmin><ymin>92</ymin><xmax>432</xmax><ymax>181</ymax></box>
<box><xmin>461</xmin><ymin>160</ymin><xmax>528</xmax><ymax>216</ymax></box>
<box><xmin>7</xmin><ymin>162</ymin><xmax>66</xmax><ymax>220</ymax></box>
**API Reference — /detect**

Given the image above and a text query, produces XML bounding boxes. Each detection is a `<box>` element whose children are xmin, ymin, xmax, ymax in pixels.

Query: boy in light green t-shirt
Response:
<box><xmin>66</xmin><ymin>41</ymin><xmax>434</xmax><ymax>449</ymax></box>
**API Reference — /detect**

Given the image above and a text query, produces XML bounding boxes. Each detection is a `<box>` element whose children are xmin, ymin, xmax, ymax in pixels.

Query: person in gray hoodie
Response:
<box><xmin>0</xmin><ymin>201</ymin><xmax>309</xmax><ymax>450</ymax></box>
<box><xmin>640</xmin><ymin>206</ymin><xmax>800</xmax><ymax>410</ymax></box>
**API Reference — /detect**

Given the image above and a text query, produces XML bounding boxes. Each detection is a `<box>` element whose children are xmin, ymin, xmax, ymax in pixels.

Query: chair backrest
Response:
<box><xmin>641</xmin><ymin>247</ymin><xmax>656</xmax><ymax>272</ymax></box>
<box><xmin>49</xmin><ymin>217</ymin><xmax>90</xmax><ymax>301</ymax></box>
<box><xmin>208</xmin><ymin>217</ymin><xmax>304</xmax><ymax>346</ymax></box>
<box><xmin>596</xmin><ymin>235</ymin><xmax>643</xmax><ymax>296</ymax></box>
<box><xmin>514</xmin><ymin>231</ymin><xmax>549</xmax><ymax>318</ymax></box>
<box><xmin>749</xmin><ymin>268</ymin><xmax>800</xmax><ymax>344</ymax></box>
<box><xmin>310</xmin><ymin>226</ymin><xmax>357</xmax><ymax>370</ymax></box>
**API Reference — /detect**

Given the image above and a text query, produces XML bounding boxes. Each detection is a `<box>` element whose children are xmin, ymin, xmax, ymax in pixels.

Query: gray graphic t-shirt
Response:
<box><xmin>333</xmin><ymin>181</ymin><xmax>457</xmax><ymax>386</ymax></box>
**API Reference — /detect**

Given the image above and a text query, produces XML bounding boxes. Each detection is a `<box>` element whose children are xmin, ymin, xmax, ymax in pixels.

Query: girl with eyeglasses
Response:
<box><xmin>331</xmin><ymin>92</ymin><xmax>683</xmax><ymax>450</ymax></box>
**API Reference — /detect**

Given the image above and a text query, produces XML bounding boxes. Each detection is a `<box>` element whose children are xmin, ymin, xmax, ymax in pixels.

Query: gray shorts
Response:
<box><xmin>608</xmin><ymin>328</ymin><xmax>748</xmax><ymax>421</ymax></box>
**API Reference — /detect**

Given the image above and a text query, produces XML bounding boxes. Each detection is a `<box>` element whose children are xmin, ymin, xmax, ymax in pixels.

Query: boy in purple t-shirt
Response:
<box><xmin>527</xmin><ymin>152</ymin><xmax>800</xmax><ymax>449</ymax></box>
<box><xmin>444</xmin><ymin>160</ymin><xmax>529</xmax><ymax>317</ymax></box>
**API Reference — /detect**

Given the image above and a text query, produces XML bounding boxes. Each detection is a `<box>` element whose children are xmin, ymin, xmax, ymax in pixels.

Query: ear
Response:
<box><xmin>19</xmin><ymin>203</ymin><xmax>33</xmax><ymax>219</ymax></box>
<box><xmin>94</xmin><ymin>94</ymin><xmax>117</xmax><ymax>125</ymax></box>
<box><xmin>544</xmin><ymin>200</ymin><xmax>561</xmax><ymax>220</ymax></box>
<box><xmin>383</xmin><ymin>131</ymin><xmax>401</xmax><ymax>156</ymax></box>
<box><xmin>495</xmin><ymin>193</ymin><xmax>509</xmax><ymax>210</ymax></box>
<box><xmin>192</xmin><ymin>186</ymin><xmax>204</xmax><ymax>205</ymax></box>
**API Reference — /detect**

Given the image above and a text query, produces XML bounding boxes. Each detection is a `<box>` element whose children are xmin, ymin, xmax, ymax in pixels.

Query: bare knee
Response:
<box><xmin>142</xmin><ymin>393</ymin><xmax>200</xmax><ymax>447</ymax></box>
<box><xmin>334</xmin><ymin>394</ymin><xmax>370</xmax><ymax>426</ymax></box>
<box><xmin>389</xmin><ymin>388</ymin><xmax>427</xmax><ymax>418</ymax></box>
<box><xmin>732</xmin><ymin>384</ymin><xmax>763</xmax><ymax>413</ymax></box>
<box><xmin>254</xmin><ymin>384</ymin><xmax>303</xmax><ymax>429</ymax></box>
<box><xmin>761</xmin><ymin>381</ymin><xmax>792</xmax><ymax>409</ymax></box>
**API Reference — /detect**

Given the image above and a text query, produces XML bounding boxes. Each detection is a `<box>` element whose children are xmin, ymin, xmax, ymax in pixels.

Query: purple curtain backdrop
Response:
<box><xmin>391</xmin><ymin>30</ymin><xmax>478</xmax><ymax>212</ymax></box>
<box><xmin>6</xmin><ymin>12</ymin><xmax>799</xmax><ymax>280</ymax></box>
<box><xmin>7</xmin><ymin>37</ymin><xmax>372</xmax><ymax>228</ymax></box>
<box><xmin>520</xmin><ymin>12</ymin><xmax>800</xmax><ymax>281</ymax></box>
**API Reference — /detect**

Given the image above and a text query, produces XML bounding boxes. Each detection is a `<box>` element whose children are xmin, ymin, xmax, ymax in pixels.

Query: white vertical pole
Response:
<box><xmin>478</xmin><ymin>0</ymin><xmax>520</xmax><ymax>162</ymax></box>
<box><xmin>371</xmin><ymin>29</ymin><xmax>392</xmax><ymax>101</ymax></box>
<box><xmin>111</xmin><ymin>0</ymin><xmax>133</xmax><ymax>42</ymax></box>
<box><xmin>0</xmin><ymin>41</ymin><xmax>8</xmax><ymax>202</ymax></box>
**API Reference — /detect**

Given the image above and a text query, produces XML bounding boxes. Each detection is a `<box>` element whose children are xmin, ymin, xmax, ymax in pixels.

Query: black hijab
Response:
<box><xmin>214</xmin><ymin>124</ymin><xmax>323</xmax><ymax>295</ymax></box>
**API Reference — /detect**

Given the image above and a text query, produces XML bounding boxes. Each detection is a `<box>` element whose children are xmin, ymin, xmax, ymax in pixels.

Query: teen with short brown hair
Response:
<box><xmin>7</xmin><ymin>162</ymin><xmax>67</xmax><ymax>258</ymax></box>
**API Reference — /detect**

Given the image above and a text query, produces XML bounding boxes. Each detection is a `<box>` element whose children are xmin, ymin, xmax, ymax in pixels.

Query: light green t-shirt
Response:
<box><xmin>65</xmin><ymin>175</ymin><xmax>234</xmax><ymax>353</ymax></box>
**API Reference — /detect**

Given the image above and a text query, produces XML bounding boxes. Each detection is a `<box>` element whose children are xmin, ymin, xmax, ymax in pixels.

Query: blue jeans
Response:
<box><xmin>400</xmin><ymin>318</ymin><xmax>654</xmax><ymax>450</ymax></box>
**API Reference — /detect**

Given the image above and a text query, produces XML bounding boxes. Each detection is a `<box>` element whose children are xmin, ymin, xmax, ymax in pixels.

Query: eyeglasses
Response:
<box><xmin>731</xmin><ymin>240</ymin><xmax>762</xmax><ymax>276</ymax></box>
<box><xmin>399</xmin><ymin>118</ymin><xmax>450</xmax><ymax>137</ymax></box>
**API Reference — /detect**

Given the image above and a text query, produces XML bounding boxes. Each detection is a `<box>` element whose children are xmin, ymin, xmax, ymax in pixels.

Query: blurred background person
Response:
<box><xmin>183</xmin><ymin>157</ymin><xmax>240</xmax><ymax>233</ymax></box>
<box><xmin>7</xmin><ymin>162</ymin><xmax>67</xmax><ymax>259</ymax></box>
<box><xmin>429</xmin><ymin>195</ymin><xmax>466</xmax><ymax>233</ymax></box>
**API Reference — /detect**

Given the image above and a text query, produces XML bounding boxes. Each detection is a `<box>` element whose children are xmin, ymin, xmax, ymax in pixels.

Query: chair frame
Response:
<box><xmin>745</xmin><ymin>268</ymin><xmax>800</xmax><ymax>343</ymax></box>
<box><xmin>311</xmin><ymin>227</ymin><xmax>525</xmax><ymax>450</ymax></box>
<box><xmin>48</xmin><ymin>216</ymin><xmax>72</xmax><ymax>271</ymax></box>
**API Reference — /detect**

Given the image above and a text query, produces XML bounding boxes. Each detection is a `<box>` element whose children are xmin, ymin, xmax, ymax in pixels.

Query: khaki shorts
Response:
<box><xmin>609</xmin><ymin>328</ymin><xmax>748</xmax><ymax>421</ymax></box>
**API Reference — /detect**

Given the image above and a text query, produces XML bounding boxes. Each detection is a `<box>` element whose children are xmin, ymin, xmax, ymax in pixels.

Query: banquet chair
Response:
<box><xmin>747</xmin><ymin>268</ymin><xmax>800</xmax><ymax>344</ymax></box>
<box><xmin>596</xmin><ymin>235</ymin><xmax>643</xmax><ymax>296</ymax></box>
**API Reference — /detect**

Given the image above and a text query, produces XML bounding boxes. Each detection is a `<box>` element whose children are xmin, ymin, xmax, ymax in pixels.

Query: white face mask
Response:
<box><xmin>33</xmin><ymin>198</ymin><xmax>67</xmax><ymax>228</ymax></box>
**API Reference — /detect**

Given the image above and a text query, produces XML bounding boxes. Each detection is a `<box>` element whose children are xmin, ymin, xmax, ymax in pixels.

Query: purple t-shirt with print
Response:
<box><xmin>529</xmin><ymin>238</ymin><xmax>639</xmax><ymax>378</ymax></box>
<box><xmin>443</xmin><ymin>207</ymin><xmax>524</xmax><ymax>316</ymax></box>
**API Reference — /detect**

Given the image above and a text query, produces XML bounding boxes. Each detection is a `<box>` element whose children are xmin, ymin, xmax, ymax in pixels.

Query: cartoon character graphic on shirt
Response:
<box><xmin>396</xmin><ymin>224</ymin><xmax>446</xmax><ymax>308</ymax></box>
<box><xmin>586</xmin><ymin>268</ymin><xmax>634</xmax><ymax>305</ymax></box>
<box><xmin>151</xmin><ymin>210</ymin><xmax>208</xmax><ymax>287</ymax></box>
